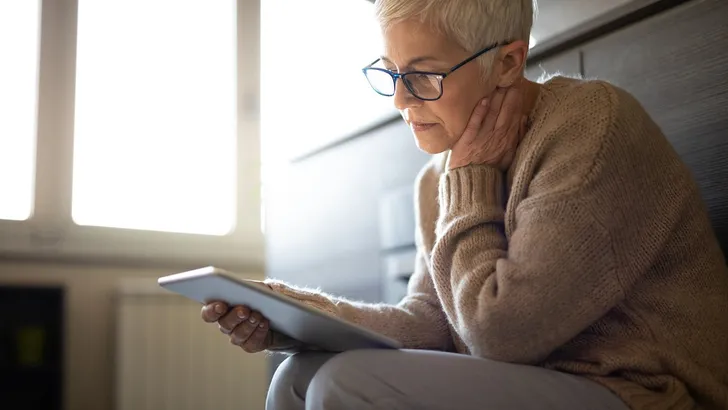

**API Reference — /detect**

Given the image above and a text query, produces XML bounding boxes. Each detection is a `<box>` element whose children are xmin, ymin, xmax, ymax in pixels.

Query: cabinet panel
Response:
<box><xmin>581</xmin><ymin>0</ymin><xmax>728</xmax><ymax>254</ymax></box>
<box><xmin>264</xmin><ymin>120</ymin><xmax>429</xmax><ymax>300</ymax></box>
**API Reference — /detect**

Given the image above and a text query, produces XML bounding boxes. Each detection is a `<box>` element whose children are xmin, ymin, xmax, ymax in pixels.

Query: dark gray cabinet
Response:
<box><xmin>580</xmin><ymin>0</ymin><xmax>728</xmax><ymax>254</ymax></box>
<box><xmin>264</xmin><ymin>119</ymin><xmax>429</xmax><ymax>301</ymax></box>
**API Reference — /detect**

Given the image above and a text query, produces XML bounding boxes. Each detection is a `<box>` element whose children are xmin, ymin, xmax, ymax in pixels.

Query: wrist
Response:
<box><xmin>439</xmin><ymin>165</ymin><xmax>505</xmax><ymax>214</ymax></box>
<box><xmin>264</xmin><ymin>279</ymin><xmax>339</xmax><ymax>317</ymax></box>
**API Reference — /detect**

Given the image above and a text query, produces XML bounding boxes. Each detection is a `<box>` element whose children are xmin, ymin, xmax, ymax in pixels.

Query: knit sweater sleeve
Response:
<box><xmin>432</xmin><ymin>82</ymin><xmax>671</xmax><ymax>364</ymax></box>
<box><xmin>265</xmin><ymin>250</ymin><xmax>451</xmax><ymax>352</ymax></box>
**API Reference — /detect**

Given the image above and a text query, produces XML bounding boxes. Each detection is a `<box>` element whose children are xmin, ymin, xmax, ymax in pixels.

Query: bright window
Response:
<box><xmin>260</xmin><ymin>0</ymin><xmax>394</xmax><ymax>163</ymax></box>
<box><xmin>0</xmin><ymin>0</ymin><xmax>41</xmax><ymax>221</ymax></box>
<box><xmin>72</xmin><ymin>0</ymin><xmax>237</xmax><ymax>235</ymax></box>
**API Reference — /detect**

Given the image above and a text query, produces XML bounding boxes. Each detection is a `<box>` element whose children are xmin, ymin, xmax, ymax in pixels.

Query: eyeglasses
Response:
<box><xmin>362</xmin><ymin>42</ymin><xmax>507</xmax><ymax>101</ymax></box>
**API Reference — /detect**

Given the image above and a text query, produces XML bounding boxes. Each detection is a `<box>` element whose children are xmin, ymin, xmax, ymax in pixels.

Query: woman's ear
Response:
<box><xmin>495</xmin><ymin>40</ymin><xmax>529</xmax><ymax>88</ymax></box>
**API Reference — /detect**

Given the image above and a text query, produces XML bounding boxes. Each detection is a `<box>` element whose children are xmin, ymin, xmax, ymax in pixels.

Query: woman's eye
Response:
<box><xmin>412</xmin><ymin>73</ymin><xmax>433</xmax><ymax>81</ymax></box>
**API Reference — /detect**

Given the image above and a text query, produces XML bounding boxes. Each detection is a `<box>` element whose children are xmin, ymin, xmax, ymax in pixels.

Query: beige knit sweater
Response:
<box><xmin>266</xmin><ymin>76</ymin><xmax>728</xmax><ymax>409</ymax></box>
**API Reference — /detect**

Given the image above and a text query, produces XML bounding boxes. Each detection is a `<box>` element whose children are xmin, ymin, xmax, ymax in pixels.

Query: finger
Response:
<box><xmin>461</xmin><ymin>98</ymin><xmax>489</xmax><ymax>145</ymax></box>
<box><xmin>229</xmin><ymin>311</ymin><xmax>264</xmax><ymax>346</ymax></box>
<box><xmin>481</xmin><ymin>87</ymin><xmax>506</xmax><ymax>134</ymax></box>
<box><xmin>241</xmin><ymin>319</ymin><xmax>271</xmax><ymax>353</ymax></box>
<box><xmin>218</xmin><ymin>305</ymin><xmax>250</xmax><ymax>334</ymax></box>
<box><xmin>201</xmin><ymin>301</ymin><xmax>228</xmax><ymax>323</ymax></box>
<box><xmin>494</xmin><ymin>84</ymin><xmax>523</xmax><ymax>134</ymax></box>
<box><xmin>506</xmin><ymin>110</ymin><xmax>523</xmax><ymax>145</ymax></box>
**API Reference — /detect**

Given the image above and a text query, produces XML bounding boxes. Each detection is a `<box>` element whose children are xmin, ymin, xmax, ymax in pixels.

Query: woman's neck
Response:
<box><xmin>522</xmin><ymin>79</ymin><xmax>542</xmax><ymax>119</ymax></box>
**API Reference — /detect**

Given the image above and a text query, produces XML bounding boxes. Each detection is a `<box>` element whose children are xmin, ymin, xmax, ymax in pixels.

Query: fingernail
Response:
<box><xmin>236</xmin><ymin>309</ymin><xmax>247</xmax><ymax>320</ymax></box>
<box><xmin>214</xmin><ymin>304</ymin><xmax>224</xmax><ymax>314</ymax></box>
<box><xmin>248</xmin><ymin>316</ymin><xmax>257</xmax><ymax>324</ymax></box>
<box><xmin>481</xmin><ymin>99</ymin><xmax>488</xmax><ymax>106</ymax></box>
<box><xmin>258</xmin><ymin>322</ymin><xmax>266</xmax><ymax>329</ymax></box>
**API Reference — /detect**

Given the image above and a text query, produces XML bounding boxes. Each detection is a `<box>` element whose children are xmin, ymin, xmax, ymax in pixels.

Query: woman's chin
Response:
<box><xmin>413</xmin><ymin>134</ymin><xmax>450</xmax><ymax>155</ymax></box>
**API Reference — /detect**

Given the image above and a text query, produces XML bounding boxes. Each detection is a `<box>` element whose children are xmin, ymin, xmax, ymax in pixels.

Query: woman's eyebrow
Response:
<box><xmin>380</xmin><ymin>55</ymin><xmax>443</xmax><ymax>68</ymax></box>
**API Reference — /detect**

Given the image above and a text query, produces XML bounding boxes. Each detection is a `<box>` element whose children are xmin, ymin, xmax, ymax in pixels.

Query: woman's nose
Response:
<box><xmin>393</xmin><ymin>78</ymin><xmax>423</xmax><ymax>111</ymax></box>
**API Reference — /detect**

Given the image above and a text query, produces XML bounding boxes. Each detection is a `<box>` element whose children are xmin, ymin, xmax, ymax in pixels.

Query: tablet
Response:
<box><xmin>158</xmin><ymin>266</ymin><xmax>402</xmax><ymax>352</ymax></box>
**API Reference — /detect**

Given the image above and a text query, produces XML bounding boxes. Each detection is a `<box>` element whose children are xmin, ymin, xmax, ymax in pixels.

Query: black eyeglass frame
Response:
<box><xmin>362</xmin><ymin>41</ymin><xmax>509</xmax><ymax>101</ymax></box>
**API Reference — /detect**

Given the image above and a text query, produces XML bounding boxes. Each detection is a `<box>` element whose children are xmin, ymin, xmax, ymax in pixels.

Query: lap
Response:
<box><xmin>267</xmin><ymin>349</ymin><xmax>628</xmax><ymax>410</ymax></box>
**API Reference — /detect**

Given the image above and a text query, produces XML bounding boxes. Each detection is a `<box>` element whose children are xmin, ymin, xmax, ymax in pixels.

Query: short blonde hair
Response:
<box><xmin>374</xmin><ymin>0</ymin><xmax>536</xmax><ymax>72</ymax></box>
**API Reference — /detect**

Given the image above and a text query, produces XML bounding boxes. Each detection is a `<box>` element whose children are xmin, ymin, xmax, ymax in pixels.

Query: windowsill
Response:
<box><xmin>0</xmin><ymin>220</ymin><xmax>265</xmax><ymax>272</ymax></box>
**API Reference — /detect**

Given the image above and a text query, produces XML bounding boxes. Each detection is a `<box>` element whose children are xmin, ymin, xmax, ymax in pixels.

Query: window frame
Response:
<box><xmin>0</xmin><ymin>0</ymin><xmax>263</xmax><ymax>270</ymax></box>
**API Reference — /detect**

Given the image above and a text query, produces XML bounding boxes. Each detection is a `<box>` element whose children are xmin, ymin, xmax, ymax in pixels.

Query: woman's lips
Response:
<box><xmin>411</xmin><ymin>122</ymin><xmax>437</xmax><ymax>132</ymax></box>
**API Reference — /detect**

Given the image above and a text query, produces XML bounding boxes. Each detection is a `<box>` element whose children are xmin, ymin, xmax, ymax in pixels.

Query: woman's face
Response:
<box><xmin>380</xmin><ymin>19</ymin><xmax>498</xmax><ymax>154</ymax></box>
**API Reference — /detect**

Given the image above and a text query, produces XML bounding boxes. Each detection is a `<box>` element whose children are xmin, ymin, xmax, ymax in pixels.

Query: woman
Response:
<box><xmin>202</xmin><ymin>0</ymin><xmax>728</xmax><ymax>408</ymax></box>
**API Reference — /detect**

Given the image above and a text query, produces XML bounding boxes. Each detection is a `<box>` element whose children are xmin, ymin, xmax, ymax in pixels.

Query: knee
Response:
<box><xmin>309</xmin><ymin>350</ymin><xmax>368</xmax><ymax>383</ymax></box>
<box><xmin>306</xmin><ymin>350</ymin><xmax>390</xmax><ymax>409</ymax></box>
<box><xmin>266</xmin><ymin>355</ymin><xmax>305</xmax><ymax>410</ymax></box>
<box><xmin>267</xmin><ymin>352</ymin><xmax>336</xmax><ymax>410</ymax></box>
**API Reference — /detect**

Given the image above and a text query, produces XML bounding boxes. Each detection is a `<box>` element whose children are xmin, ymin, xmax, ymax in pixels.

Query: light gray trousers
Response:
<box><xmin>266</xmin><ymin>349</ymin><xmax>629</xmax><ymax>410</ymax></box>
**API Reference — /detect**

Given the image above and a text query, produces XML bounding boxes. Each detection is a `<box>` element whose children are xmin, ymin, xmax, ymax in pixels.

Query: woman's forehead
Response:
<box><xmin>379</xmin><ymin>20</ymin><xmax>456</xmax><ymax>66</ymax></box>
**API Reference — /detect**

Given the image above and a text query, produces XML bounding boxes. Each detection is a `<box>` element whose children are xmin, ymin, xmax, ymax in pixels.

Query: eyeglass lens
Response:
<box><xmin>365</xmin><ymin>69</ymin><xmax>442</xmax><ymax>100</ymax></box>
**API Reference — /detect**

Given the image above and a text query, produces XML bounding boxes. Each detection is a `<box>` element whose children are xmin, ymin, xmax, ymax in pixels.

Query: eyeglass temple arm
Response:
<box><xmin>446</xmin><ymin>42</ymin><xmax>507</xmax><ymax>74</ymax></box>
<box><xmin>365</xmin><ymin>58</ymin><xmax>381</xmax><ymax>68</ymax></box>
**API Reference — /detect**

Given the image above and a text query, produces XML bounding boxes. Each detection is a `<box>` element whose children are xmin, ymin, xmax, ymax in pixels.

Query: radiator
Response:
<box><xmin>114</xmin><ymin>278</ymin><xmax>267</xmax><ymax>410</ymax></box>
